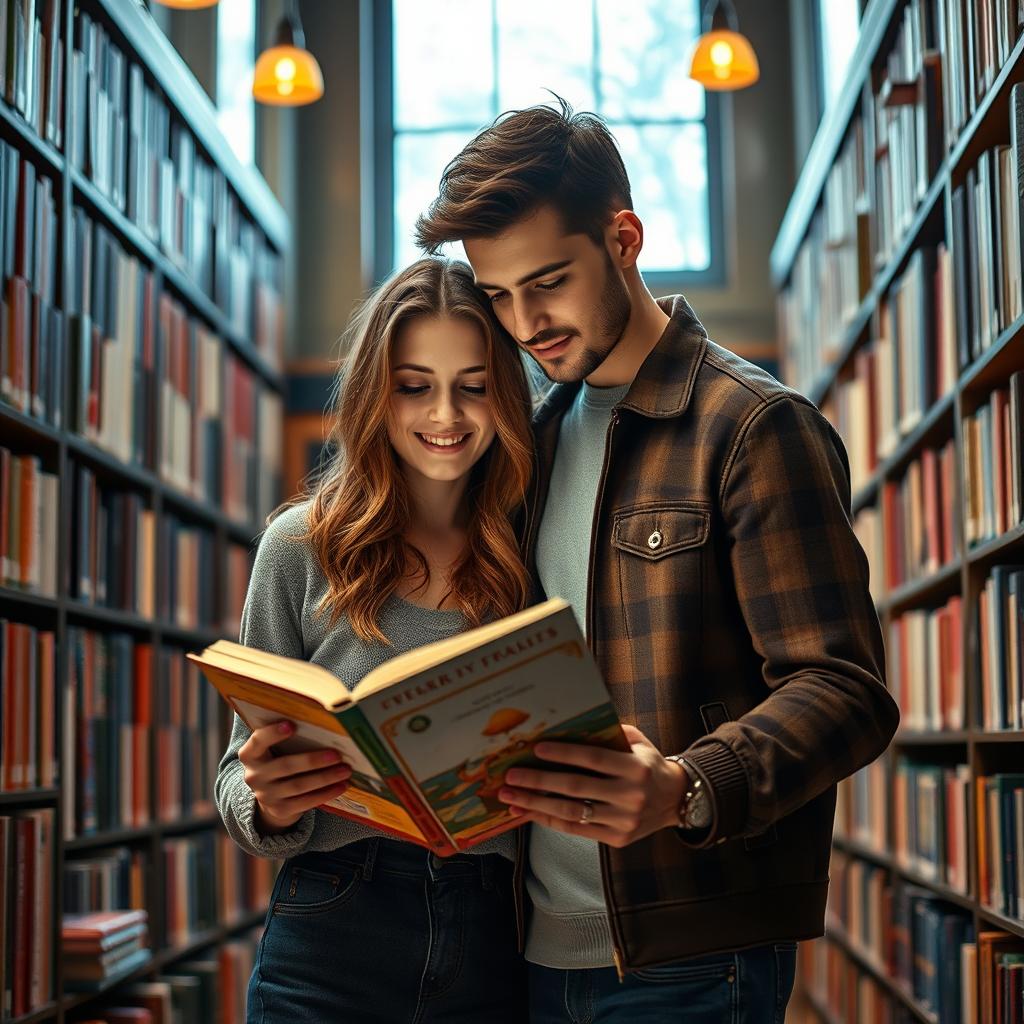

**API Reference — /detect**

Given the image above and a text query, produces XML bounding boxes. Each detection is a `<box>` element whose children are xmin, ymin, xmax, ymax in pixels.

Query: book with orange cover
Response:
<box><xmin>189</xmin><ymin>598</ymin><xmax>626</xmax><ymax>856</ymax></box>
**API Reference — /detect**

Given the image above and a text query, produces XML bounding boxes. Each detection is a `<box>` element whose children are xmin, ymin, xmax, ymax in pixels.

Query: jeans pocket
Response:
<box><xmin>632</xmin><ymin>952</ymin><xmax>737</xmax><ymax>985</ymax></box>
<box><xmin>272</xmin><ymin>858</ymin><xmax>362</xmax><ymax>916</ymax></box>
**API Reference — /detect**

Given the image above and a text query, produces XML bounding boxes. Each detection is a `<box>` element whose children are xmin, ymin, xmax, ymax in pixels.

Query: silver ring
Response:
<box><xmin>578</xmin><ymin>799</ymin><xmax>595</xmax><ymax>824</ymax></box>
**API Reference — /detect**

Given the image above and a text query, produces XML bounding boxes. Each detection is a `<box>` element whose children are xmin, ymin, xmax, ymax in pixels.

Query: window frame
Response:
<box><xmin>372</xmin><ymin>0</ymin><xmax>728</xmax><ymax>290</ymax></box>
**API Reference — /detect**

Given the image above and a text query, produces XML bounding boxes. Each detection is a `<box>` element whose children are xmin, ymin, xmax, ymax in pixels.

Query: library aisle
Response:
<box><xmin>1</xmin><ymin>0</ymin><xmax>283</xmax><ymax>1021</ymax></box>
<box><xmin>776</xmin><ymin>0</ymin><xmax>1024</xmax><ymax>1022</ymax></box>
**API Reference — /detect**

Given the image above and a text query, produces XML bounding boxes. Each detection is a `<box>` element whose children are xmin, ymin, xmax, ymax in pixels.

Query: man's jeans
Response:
<box><xmin>528</xmin><ymin>942</ymin><xmax>798</xmax><ymax>1023</ymax></box>
<box><xmin>246</xmin><ymin>837</ymin><xmax>526</xmax><ymax>1023</ymax></box>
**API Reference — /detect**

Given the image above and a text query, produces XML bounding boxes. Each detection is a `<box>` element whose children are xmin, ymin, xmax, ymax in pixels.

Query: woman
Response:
<box><xmin>215</xmin><ymin>257</ymin><xmax>534</xmax><ymax>1023</ymax></box>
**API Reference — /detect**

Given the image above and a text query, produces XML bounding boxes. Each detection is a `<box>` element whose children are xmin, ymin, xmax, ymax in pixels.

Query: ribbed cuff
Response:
<box><xmin>678</xmin><ymin>740</ymin><xmax>748</xmax><ymax>846</ymax></box>
<box><xmin>235</xmin><ymin>781</ymin><xmax>316</xmax><ymax>858</ymax></box>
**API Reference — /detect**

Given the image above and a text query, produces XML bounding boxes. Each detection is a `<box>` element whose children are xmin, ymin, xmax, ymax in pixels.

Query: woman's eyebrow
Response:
<box><xmin>394</xmin><ymin>364</ymin><xmax>486</xmax><ymax>374</ymax></box>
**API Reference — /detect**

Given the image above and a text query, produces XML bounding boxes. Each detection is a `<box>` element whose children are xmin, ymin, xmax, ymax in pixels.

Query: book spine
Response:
<box><xmin>336</xmin><ymin>705</ymin><xmax>453</xmax><ymax>854</ymax></box>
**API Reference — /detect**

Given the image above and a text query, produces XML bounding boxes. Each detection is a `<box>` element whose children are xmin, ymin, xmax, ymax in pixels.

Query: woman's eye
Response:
<box><xmin>462</xmin><ymin>384</ymin><xmax>487</xmax><ymax>395</ymax></box>
<box><xmin>536</xmin><ymin>276</ymin><xmax>565</xmax><ymax>291</ymax></box>
<box><xmin>396</xmin><ymin>384</ymin><xmax>428</xmax><ymax>395</ymax></box>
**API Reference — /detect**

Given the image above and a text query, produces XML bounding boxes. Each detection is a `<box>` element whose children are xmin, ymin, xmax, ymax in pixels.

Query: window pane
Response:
<box><xmin>394</xmin><ymin>130</ymin><xmax>476</xmax><ymax>269</ymax></box>
<box><xmin>495</xmin><ymin>0</ymin><xmax>595</xmax><ymax>111</ymax></box>
<box><xmin>393</xmin><ymin>0</ymin><xmax>495</xmax><ymax>129</ymax></box>
<box><xmin>614</xmin><ymin>123</ymin><xmax>710</xmax><ymax>272</ymax></box>
<box><xmin>216</xmin><ymin>0</ymin><xmax>255</xmax><ymax>164</ymax></box>
<box><xmin>818</xmin><ymin>0</ymin><xmax>860</xmax><ymax>110</ymax></box>
<box><xmin>596</xmin><ymin>0</ymin><xmax>703</xmax><ymax>121</ymax></box>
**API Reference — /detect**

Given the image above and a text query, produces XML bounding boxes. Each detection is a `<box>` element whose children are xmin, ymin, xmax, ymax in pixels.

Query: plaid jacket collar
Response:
<box><xmin>533</xmin><ymin>294</ymin><xmax>709</xmax><ymax>427</ymax></box>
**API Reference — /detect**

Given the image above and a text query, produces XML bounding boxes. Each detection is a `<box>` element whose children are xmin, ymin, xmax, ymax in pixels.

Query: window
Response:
<box><xmin>816</xmin><ymin>0</ymin><xmax>860</xmax><ymax>113</ymax></box>
<box><xmin>216</xmin><ymin>0</ymin><xmax>257</xmax><ymax>165</ymax></box>
<box><xmin>377</xmin><ymin>0</ymin><xmax>725</xmax><ymax>286</ymax></box>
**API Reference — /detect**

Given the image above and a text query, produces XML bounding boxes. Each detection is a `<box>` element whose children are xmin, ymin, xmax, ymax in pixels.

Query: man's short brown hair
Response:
<box><xmin>415</xmin><ymin>96</ymin><xmax>633</xmax><ymax>253</ymax></box>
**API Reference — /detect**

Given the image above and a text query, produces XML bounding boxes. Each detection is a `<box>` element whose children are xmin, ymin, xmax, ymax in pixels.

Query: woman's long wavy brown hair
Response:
<box><xmin>284</xmin><ymin>257</ymin><xmax>533</xmax><ymax>645</ymax></box>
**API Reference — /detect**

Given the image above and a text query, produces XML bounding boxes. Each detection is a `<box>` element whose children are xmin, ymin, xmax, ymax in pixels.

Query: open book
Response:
<box><xmin>188</xmin><ymin>598</ymin><xmax>626</xmax><ymax>855</ymax></box>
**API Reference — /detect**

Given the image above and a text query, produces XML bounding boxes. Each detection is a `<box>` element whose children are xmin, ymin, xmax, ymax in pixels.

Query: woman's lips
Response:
<box><xmin>416</xmin><ymin>432</ymin><xmax>470</xmax><ymax>453</ymax></box>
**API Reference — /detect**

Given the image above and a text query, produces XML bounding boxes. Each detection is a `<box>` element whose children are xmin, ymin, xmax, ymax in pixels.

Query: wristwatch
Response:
<box><xmin>666</xmin><ymin>755</ymin><xmax>713</xmax><ymax>830</ymax></box>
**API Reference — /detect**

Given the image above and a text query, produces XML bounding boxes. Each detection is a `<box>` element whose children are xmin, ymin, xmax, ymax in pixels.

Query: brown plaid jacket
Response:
<box><xmin>516</xmin><ymin>294</ymin><xmax>899</xmax><ymax>970</ymax></box>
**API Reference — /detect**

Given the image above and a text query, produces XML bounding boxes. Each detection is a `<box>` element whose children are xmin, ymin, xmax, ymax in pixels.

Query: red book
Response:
<box><xmin>62</xmin><ymin>909</ymin><xmax>148</xmax><ymax>940</ymax></box>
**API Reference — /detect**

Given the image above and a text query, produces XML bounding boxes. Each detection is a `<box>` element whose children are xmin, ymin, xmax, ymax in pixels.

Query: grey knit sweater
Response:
<box><xmin>214</xmin><ymin>501</ymin><xmax>514</xmax><ymax>861</ymax></box>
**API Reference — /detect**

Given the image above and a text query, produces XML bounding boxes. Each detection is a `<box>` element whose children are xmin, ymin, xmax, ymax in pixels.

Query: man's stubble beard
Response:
<box><xmin>537</xmin><ymin>253</ymin><xmax>632</xmax><ymax>384</ymax></box>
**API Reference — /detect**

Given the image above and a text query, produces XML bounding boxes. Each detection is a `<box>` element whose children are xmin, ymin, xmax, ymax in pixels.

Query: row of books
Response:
<box><xmin>65</xmin><ymin>846</ymin><xmax>146</xmax><ymax>917</ymax></box>
<box><xmin>891</xmin><ymin>885</ymin><xmax>973</xmax><ymax>1024</ymax></box>
<box><xmin>68</xmin><ymin>934</ymin><xmax>259</xmax><ymax>1024</ymax></box>
<box><xmin>64</xmin><ymin>835</ymin><xmax>272</xmax><ymax>941</ymax></box>
<box><xmin>893</xmin><ymin>758</ymin><xmax>970</xmax><ymax>893</ymax></box>
<box><xmin>68</xmin><ymin>206</ymin><xmax>156</xmax><ymax>468</ymax></box>
<box><xmin>977</xmin><ymin>772</ymin><xmax>1024</xmax><ymax>920</ymax></box>
<box><xmin>0</xmin><ymin>446</ymin><xmax>58</xmax><ymax>595</ymax></box>
<box><xmin>796</xmin><ymin>939</ymin><xmax>914</xmax><ymax>1023</ymax></box>
<box><xmin>1</xmin><ymin>0</ymin><xmax>64</xmax><ymax>148</ymax></box>
<box><xmin>71</xmin><ymin>464</ymin><xmax>155</xmax><ymax>616</ymax></box>
<box><xmin>940</xmin><ymin>0</ymin><xmax>1024</xmax><ymax>146</ymax></box>
<box><xmin>0</xmin><ymin>144</ymin><xmax>62</xmax><ymax>425</ymax></box>
<box><xmin>160</xmin><ymin>516</ymin><xmax>216</xmax><ymax>630</ymax></box>
<box><xmin>888</xmin><ymin>595</ymin><xmax>964</xmax><ymax>732</ymax></box>
<box><xmin>71</xmin><ymin>11</ymin><xmax>284</xmax><ymax>368</ymax></box>
<box><xmin>869</xmin><ymin>0</ymin><xmax>943</xmax><ymax>270</ymax></box>
<box><xmin>822</xmin><ymin>244</ymin><xmax>957</xmax><ymax>494</ymax></box>
<box><xmin>882</xmin><ymin>440</ymin><xmax>959</xmax><ymax>590</ymax></box>
<box><xmin>0</xmin><ymin>619</ymin><xmax>55</xmax><ymax>794</ymax></box>
<box><xmin>950</xmin><ymin>136</ymin><xmax>1024</xmax><ymax>370</ymax></box>
<box><xmin>978</xmin><ymin>564</ymin><xmax>1024</xmax><ymax>732</ymax></box>
<box><xmin>778</xmin><ymin>18</ymin><xmax>1024</xmax><ymax>402</ymax></box>
<box><xmin>828</xmin><ymin>850</ymin><xmax>978</xmax><ymax>1022</ymax></box>
<box><xmin>0</xmin><ymin>808</ymin><xmax>55</xmax><ymax>1019</ymax></box>
<box><xmin>65</xmin><ymin>629</ymin><xmax>224</xmax><ymax>838</ymax></box>
<box><xmin>834</xmin><ymin>758</ymin><xmax>888</xmax><ymax>854</ymax></box>
<box><xmin>963</xmin><ymin>375</ymin><xmax>1024</xmax><ymax>548</ymax></box>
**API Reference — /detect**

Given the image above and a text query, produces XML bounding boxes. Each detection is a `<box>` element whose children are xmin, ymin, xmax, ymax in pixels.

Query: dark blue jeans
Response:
<box><xmin>247</xmin><ymin>837</ymin><xmax>527</xmax><ymax>1023</ymax></box>
<box><xmin>528</xmin><ymin>942</ymin><xmax>798</xmax><ymax>1023</ymax></box>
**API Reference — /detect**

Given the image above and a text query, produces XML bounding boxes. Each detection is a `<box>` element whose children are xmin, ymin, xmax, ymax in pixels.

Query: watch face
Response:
<box><xmin>686</xmin><ymin>788</ymin><xmax>713</xmax><ymax>829</ymax></box>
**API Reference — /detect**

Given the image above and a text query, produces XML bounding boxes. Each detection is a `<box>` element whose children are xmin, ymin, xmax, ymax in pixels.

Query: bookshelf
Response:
<box><xmin>774</xmin><ymin>1</ymin><xmax>1024</xmax><ymax>1022</ymax></box>
<box><xmin>0</xmin><ymin>0</ymin><xmax>285</xmax><ymax>1021</ymax></box>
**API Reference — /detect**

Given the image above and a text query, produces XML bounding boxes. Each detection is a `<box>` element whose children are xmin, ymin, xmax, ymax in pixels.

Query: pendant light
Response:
<box><xmin>689</xmin><ymin>0</ymin><xmax>760</xmax><ymax>91</ymax></box>
<box><xmin>253</xmin><ymin>0</ymin><xmax>324</xmax><ymax>107</ymax></box>
<box><xmin>152</xmin><ymin>0</ymin><xmax>219</xmax><ymax>8</ymax></box>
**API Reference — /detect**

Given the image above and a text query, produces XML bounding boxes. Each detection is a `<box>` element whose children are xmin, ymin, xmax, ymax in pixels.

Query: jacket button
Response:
<box><xmin>647</xmin><ymin>530</ymin><xmax>663</xmax><ymax>550</ymax></box>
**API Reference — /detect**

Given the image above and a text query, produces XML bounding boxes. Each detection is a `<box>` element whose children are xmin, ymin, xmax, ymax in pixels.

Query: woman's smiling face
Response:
<box><xmin>386</xmin><ymin>314</ymin><xmax>497</xmax><ymax>486</ymax></box>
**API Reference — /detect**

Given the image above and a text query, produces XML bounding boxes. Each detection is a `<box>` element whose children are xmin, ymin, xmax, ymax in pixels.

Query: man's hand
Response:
<box><xmin>238</xmin><ymin>720</ymin><xmax>353</xmax><ymax>835</ymax></box>
<box><xmin>497</xmin><ymin>724</ymin><xmax>687</xmax><ymax>847</ymax></box>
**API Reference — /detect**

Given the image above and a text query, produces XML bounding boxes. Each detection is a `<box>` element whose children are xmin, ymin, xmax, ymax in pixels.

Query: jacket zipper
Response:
<box><xmin>588</xmin><ymin>408</ymin><xmax>628</xmax><ymax>982</ymax></box>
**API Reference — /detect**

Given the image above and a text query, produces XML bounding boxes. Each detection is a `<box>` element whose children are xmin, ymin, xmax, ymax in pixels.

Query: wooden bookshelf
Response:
<box><xmin>0</xmin><ymin>0</ymin><xmax>286</xmax><ymax>1020</ymax></box>
<box><xmin>773</xmin><ymin>0</ymin><xmax>1024</xmax><ymax>1021</ymax></box>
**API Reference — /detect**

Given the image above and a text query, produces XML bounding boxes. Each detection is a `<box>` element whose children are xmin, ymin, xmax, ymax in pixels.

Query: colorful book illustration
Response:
<box><xmin>188</xmin><ymin>598</ymin><xmax>627</xmax><ymax>855</ymax></box>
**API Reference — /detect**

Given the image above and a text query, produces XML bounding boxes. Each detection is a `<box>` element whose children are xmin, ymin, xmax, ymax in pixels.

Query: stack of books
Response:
<box><xmin>62</xmin><ymin>909</ymin><xmax>151</xmax><ymax>990</ymax></box>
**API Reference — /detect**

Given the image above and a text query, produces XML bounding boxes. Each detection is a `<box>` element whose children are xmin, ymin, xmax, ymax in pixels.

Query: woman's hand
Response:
<box><xmin>238</xmin><ymin>720</ymin><xmax>353</xmax><ymax>835</ymax></box>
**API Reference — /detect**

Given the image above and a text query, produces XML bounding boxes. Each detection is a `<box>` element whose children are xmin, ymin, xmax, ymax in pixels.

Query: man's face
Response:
<box><xmin>464</xmin><ymin>205</ymin><xmax>631</xmax><ymax>383</ymax></box>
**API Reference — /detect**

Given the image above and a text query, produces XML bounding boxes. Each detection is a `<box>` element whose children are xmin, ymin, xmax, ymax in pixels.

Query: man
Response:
<box><xmin>416</xmin><ymin>98</ymin><xmax>898</xmax><ymax>1022</ymax></box>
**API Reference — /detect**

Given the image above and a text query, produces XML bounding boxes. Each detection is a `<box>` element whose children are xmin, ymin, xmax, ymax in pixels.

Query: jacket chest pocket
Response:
<box><xmin>610</xmin><ymin>503</ymin><xmax>710</xmax><ymax>657</ymax></box>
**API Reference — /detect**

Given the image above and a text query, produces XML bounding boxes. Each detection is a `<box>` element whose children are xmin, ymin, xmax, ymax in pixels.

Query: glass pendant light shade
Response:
<box><xmin>688</xmin><ymin>0</ymin><xmax>760</xmax><ymax>91</ymax></box>
<box><xmin>253</xmin><ymin>4</ymin><xmax>324</xmax><ymax>106</ymax></box>
<box><xmin>152</xmin><ymin>0</ymin><xmax>220</xmax><ymax>8</ymax></box>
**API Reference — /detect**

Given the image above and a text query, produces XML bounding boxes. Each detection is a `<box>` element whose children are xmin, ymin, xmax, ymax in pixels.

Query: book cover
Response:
<box><xmin>190</xmin><ymin>598</ymin><xmax>625</xmax><ymax>855</ymax></box>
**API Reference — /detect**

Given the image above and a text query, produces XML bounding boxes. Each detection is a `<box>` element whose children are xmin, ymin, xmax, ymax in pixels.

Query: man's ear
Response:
<box><xmin>607</xmin><ymin>210</ymin><xmax>643</xmax><ymax>270</ymax></box>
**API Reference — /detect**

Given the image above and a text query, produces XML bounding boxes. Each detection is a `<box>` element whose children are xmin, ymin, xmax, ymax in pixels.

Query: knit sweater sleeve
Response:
<box><xmin>214</xmin><ymin>506</ymin><xmax>319</xmax><ymax>859</ymax></box>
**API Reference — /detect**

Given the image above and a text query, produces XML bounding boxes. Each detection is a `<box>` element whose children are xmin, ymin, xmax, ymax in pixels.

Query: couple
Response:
<box><xmin>216</xmin><ymin>100</ymin><xmax>899</xmax><ymax>1023</ymax></box>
